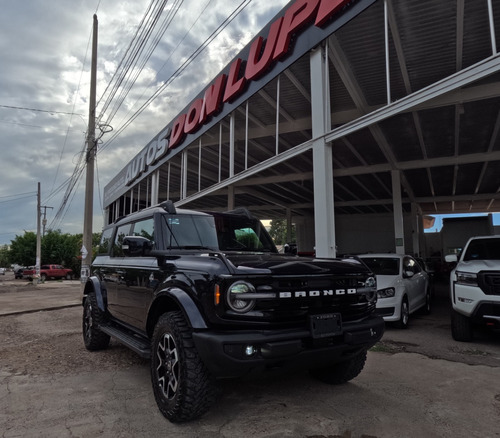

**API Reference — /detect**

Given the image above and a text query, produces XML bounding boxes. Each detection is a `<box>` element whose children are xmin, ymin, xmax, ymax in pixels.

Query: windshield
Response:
<box><xmin>160</xmin><ymin>215</ymin><xmax>219</xmax><ymax>250</ymax></box>
<box><xmin>463</xmin><ymin>238</ymin><xmax>500</xmax><ymax>261</ymax></box>
<box><xmin>159</xmin><ymin>213</ymin><xmax>277</xmax><ymax>253</ymax></box>
<box><xmin>213</xmin><ymin>213</ymin><xmax>277</xmax><ymax>252</ymax></box>
<box><xmin>360</xmin><ymin>257</ymin><xmax>400</xmax><ymax>276</ymax></box>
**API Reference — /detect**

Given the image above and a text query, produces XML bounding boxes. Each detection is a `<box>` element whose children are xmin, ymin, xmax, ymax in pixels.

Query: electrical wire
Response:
<box><xmin>99</xmin><ymin>0</ymin><xmax>252</xmax><ymax>153</ymax></box>
<box><xmin>47</xmin><ymin>0</ymin><xmax>254</xmax><ymax>230</ymax></box>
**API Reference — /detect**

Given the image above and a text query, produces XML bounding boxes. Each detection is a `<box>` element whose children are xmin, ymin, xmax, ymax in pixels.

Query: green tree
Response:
<box><xmin>9</xmin><ymin>232</ymin><xmax>37</xmax><ymax>266</ymax></box>
<box><xmin>42</xmin><ymin>230</ymin><xmax>81</xmax><ymax>275</ymax></box>
<box><xmin>268</xmin><ymin>219</ymin><xmax>296</xmax><ymax>246</ymax></box>
<box><xmin>0</xmin><ymin>245</ymin><xmax>11</xmax><ymax>267</ymax></box>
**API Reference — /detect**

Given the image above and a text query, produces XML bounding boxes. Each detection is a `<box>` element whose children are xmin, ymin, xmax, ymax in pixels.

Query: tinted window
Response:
<box><xmin>464</xmin><ymin>238</ymin><xmax>500</xmax><ymax>261</ymax></box>
<box><xmin>160</xmin><ymin>215</ymin><xmax>218</xmax><ymax>249</ymax></box>
<box><xmin>98</xmin><ymin>228</ymin><xmax>113</xmax><ymax>255</ymax></box>
<box><xmin>361</xmin><ymin>257</ymin><xmax>400</xmax><ymax>276</ymax></box>
<box><xmin>133</xmin><ymin>218</ymin><xmax>154</xmax><ymax>241</ymax></box>
<box><xmin>112</xmin><ymin>223</ymin><xmax>132</xmax><ymax>257</ymax></box>
<box><xmin>403</xmin><ymin>257</ymin><xmax>420</xmax><ymax>274</ymax></box>
<box><xmin>214</xmin><ymin>214</ymin><xmax>276</xmax><ymax>252</ymax></box>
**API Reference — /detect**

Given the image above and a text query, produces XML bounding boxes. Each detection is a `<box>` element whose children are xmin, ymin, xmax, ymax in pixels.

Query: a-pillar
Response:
<box><xmin>391</xmin><ymin>170</ymin><xmax>405</xmax><ymax>254</ymax></box>
<box><xmin>310</xmin><ymin>45</ymin><xmax>336</xmax><ymax>258</ymax></box>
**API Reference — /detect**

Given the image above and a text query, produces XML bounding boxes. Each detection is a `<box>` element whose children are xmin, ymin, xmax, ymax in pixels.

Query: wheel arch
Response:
<box><xmin>83</xmin><ymin>276</ymin><xmax>107</xmax><ymax>312</ymax></box>
<box><xmin>147</xmin><ymin>287</ymin><xmax>207</xmax><ymax>338</ymax></box>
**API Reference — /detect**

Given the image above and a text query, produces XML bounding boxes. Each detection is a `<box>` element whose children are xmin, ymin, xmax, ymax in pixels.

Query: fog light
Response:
<box><xmin>245</xmin><ymin>345</ymin><xmax>256</xmax><ymax>356</ymax></box>
<box><xmin>458</xmin><ymin>297</ymin><xmax>473</xmax><ymax>304</ymax></box>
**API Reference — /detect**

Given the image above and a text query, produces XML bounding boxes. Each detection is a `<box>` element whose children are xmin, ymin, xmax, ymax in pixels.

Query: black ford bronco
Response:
<box><xmin>82</xmin><ymin>201</ymin><xmax>384</xmax><ymax>422</ymax></box>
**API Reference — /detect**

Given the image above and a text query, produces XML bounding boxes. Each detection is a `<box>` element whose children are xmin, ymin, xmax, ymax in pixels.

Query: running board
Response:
<box><xmin>100</xmin><ymin>323</ymin><xmax>151</xmax><ymax>358</ymax></box>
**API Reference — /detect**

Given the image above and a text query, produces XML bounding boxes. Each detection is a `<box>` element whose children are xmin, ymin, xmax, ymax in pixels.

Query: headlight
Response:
<box><xmin>456</xmin><ymin>271</ymin><xmax>477</xmax><ymax>286</ymax></box>
<box><xmin>377</xmin><ymin>287</ymin><xmax>395</xmax><ymax>298</ymax></box>
<box><xmin>226</xmin><ymin>281</ymin><xmax>256</xmax><ymax>313</ymax></box>
<box><xmin>365</xmin><ymin>276</ymin><xmax>376</xmax><ymax>288</ymax></box>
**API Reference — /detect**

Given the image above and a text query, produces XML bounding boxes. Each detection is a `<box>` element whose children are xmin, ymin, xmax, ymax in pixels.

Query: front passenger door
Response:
<box><xmin>113</xmin><ymin>217</ymin><xmax>157</xmax><ymax>331</ymax></box>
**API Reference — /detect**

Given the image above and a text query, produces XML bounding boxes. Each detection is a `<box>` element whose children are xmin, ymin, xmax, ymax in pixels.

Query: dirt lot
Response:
<box><xmin>1</xmin><ymin>273</ymin><xmax>499</xmax><ymax>437</ymax></box>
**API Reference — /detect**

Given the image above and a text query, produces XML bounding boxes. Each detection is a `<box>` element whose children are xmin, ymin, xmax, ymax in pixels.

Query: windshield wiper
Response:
<box><xmin>176</xmin><ymin>245</ymin><xmax>218</xmax><ymax>251</ymax></box>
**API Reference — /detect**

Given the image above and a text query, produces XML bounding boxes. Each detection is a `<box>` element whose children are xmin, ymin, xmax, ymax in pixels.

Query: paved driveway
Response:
<box><xmin>0</xmin><ymin>275</ymin><xmax>499</xmax><ymax>437</ymax></box>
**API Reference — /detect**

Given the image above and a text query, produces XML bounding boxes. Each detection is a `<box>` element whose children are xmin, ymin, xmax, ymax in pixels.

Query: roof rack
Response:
<box><xmin>224</xmin><ymin>207</ymin><xmax>253</xmax><ymax>219</ymax></box>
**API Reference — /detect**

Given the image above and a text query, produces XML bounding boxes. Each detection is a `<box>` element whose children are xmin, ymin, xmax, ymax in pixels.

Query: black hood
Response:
<box><xmin>223</xmin><ymin>253</ymin><xmax>371</xmax><ymax>276</ymax></box>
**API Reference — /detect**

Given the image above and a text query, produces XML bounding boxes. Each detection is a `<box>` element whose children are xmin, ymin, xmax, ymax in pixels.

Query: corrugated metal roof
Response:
<box><xmin>113</xmin><ymin>0</ymin><xmax>500</xmax><ymax>222</ymax></box>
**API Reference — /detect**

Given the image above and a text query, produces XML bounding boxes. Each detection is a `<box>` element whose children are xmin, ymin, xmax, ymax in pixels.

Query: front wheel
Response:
<box><xmin>451</xmin><ymin>309</ymin><xmax>473</xmax><ymax>342</ymax></box>
<box><xmin>310</xmin><ymin>350</ymin><xmax>367</xmax><ymax>384</ymax></box>
<box><xmin>395</xmin><ymin>296</ymin><xmax>409</xmax><ymax>329</ymax></box>
<box><xmin>151</xmin><ymin>311</ymin><xmax>216</xmax><ymax>423</ymax></box>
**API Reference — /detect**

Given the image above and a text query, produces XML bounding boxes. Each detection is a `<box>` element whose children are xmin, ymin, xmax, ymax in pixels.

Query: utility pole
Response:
<box><xmin>36</xmin><ymin>182</ymin><xmax>41</xmax><ymax>284</ymax></box>
<box><xmin>41</xmin><ymin>206</ymin><xmax>53</xmax><ymax>236</ymax></box>
<box><xmin>81</xmin><ymin>14</ymin><xmax>98</xmax><ymax>284</ymax></box>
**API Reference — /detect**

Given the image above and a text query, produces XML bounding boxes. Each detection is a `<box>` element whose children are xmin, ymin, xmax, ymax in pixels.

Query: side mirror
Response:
<box><xmin>122</xmin><ymin>236</ymin><xmax>153</xmax><ymax>257</ymax></box>
<box><xmin>403</xmin><ymin>270</ymin><xmax>414</xmax><ymax>279</ymax></box>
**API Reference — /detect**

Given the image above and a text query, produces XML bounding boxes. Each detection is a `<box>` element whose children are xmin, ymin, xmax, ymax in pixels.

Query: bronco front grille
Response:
<box><xmin>254</xmin><ymin>274</ymin><xmax>376</xmax><ymax>323</ymax></box>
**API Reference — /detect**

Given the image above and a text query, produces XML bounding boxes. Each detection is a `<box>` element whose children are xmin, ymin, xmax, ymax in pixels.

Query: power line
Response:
<box><xmin>99</xmin><ymin>0</ymin><xmax>252</xmax><ymax>153</ymax></box>
<box><xmin>0</xmin><ymin>191</ymin><xmax>37</xmax><ymax>199</ymax></box>
<box><xmin>0</xmin><ymin>104</ymin><xmax>84</xmax><ymax>117</ymax></box>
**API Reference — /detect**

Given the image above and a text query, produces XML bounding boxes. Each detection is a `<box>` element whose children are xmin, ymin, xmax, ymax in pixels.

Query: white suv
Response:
<box><xmin>446</xmin><ymin>235</ymin><xmax>500</xmax><ymax>341</ymax></box>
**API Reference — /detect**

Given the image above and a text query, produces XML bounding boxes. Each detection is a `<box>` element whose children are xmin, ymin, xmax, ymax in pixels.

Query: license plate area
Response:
<box><xmin>309</xmin><ymin>313</ymin><xmax>342</xmax><ymax>339</ymax></box>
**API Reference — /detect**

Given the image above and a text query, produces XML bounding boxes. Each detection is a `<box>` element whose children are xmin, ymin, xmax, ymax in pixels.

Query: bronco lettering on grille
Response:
<box><xmin>279</xmin><ymin>289</ymin><xmax>357</xmax><ymax>298</ymax></box>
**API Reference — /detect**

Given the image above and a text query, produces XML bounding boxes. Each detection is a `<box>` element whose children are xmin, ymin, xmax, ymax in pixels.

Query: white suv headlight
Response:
<box><xmin>455</xmin><ymin>271</ymin><xmax>478</xmax><ymax>286</ymax></box>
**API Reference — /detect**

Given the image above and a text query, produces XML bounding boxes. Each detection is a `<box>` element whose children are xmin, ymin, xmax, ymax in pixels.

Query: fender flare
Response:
<box><xmin>84</xmin><ymin>276</ymin><xmax>107</xmax><ymax>313</ymax></box>
<box><xmin>152</xmin><ymin>287</ymin><xmax>208</xmax><ymax>330</ymax></box>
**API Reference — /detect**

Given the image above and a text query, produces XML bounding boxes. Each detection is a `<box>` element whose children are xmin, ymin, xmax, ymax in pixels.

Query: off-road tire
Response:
<box><xmin>451</xmin><ymin>309</ymin><xmax>473</xmax><ymax>342</ymax></box>
<box><xmin>395</xmin><ymin>296</ymin><xmax>409</xmax><ymax>329</ymax></box>
<box><xmin>310</xmin><ymin>350</ymin><xmax>367</xmax><ymax>384</ymax></box>
<box><xmin>151</xmin><ymin>311</ymin><xmax>216</xmax><ymax>423</ymax></box>
<box><xmin>82</xmin><ymin>293</ymin><xmax>110</xmax><ymax>350</ymax></box>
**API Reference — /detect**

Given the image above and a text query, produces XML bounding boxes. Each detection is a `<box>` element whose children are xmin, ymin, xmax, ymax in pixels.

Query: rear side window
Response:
<box><xmin>98</xmin><ymin>228</ymin><xmax>113</xmax><ymax>255</ymax></box>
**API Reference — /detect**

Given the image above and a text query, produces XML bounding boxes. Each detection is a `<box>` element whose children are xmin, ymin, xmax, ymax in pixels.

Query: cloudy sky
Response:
<box><xmin>0</xmin><ymin>0</ymin><xmax>289</xmax><ymax>245</ymax></box>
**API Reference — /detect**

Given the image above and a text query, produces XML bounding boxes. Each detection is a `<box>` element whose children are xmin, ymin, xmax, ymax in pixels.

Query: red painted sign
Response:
<box><xmin>169</xmin><ymin>0</ymin><xmax>350</xmax><ymax>149</ymax></box>
<box><xmin>124</xmin><ymin>0</ymin><xmax>351</xmax><ymax>186</ymax></box>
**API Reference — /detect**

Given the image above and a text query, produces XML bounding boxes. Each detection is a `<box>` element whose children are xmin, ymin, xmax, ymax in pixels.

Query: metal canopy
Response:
<box><xmin>110</xmin><ymin>0</ymin><xmax>500</xmax><ymax>224</ymax></box>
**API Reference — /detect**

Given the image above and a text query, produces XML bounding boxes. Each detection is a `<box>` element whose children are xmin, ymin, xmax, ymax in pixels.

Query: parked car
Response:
<box><xmin>0</xmin><ymin>267</ymin><xmax>5</xmax><ymax>275</ymax></box>
<box><xmin>14</xmin><ymin>268</ymin><xmax>25</xmax><ymax>279</ymax></box>
<box><xmin>445</xmin><ymin>235</ymin><xmax>500</xmax><ymax>341</ymax></box>
<box><xmin>23</xmin><ymin>265</ymin><xmax>73</xmax><ymax>281</ymax></box>
<box><xmin>358</xmin><ymin>254</ymin><xmax>431</xmax><ymax>328</ymax></box>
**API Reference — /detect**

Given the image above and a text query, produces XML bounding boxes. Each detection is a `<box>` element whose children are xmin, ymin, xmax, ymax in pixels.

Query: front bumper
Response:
<box><xmin>452</xmin><ymin>282</ymin><xmax>500</xmax><ymax>325</ymax></box>
<box><xmin>192</xmin><ymin>315</ymin><xmax>385</xmax><ymax>378</ymax></box>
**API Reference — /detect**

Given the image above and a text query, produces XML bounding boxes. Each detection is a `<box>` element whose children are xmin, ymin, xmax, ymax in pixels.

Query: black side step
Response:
<box><xmin>99</xmin><ymin>324</ymin><xmax>151</xmax><ymax>358</ymax></box>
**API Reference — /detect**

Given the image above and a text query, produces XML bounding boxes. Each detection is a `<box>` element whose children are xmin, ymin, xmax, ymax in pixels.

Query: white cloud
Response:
<box><xmin>0</xmin><ymin>0</ymin><xmax>289</xmax><ymax>246</ymax></box>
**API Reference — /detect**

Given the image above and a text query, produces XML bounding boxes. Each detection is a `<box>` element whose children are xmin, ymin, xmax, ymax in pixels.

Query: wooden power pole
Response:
<box><xmin>36</xmin><ymin>182</ymin><xmax>41</xmax><ymax>283</ymax></box>
<box><xmin>81</xmin><ymin>14</ymin><xmax>98</xmax><ymax>284</ymax></box>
